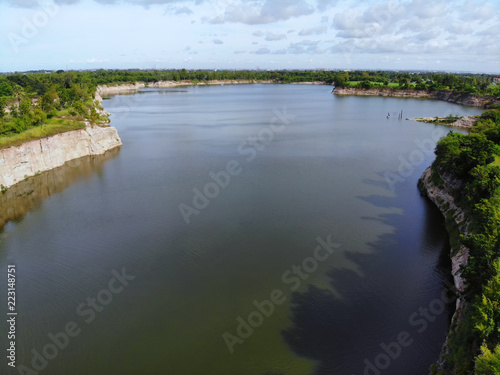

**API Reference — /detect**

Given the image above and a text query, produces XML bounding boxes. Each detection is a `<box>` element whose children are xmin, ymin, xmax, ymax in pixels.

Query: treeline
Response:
<box><xmin>1</xmin><ymin>69</ymin><xmax>499</xmax><ymax>142</ymax></box>
<box><xmin>429</xmin><ymin>109</ymin><xmax>500</xmax><ymax>374</ymax></box>
<box><xmin>0</xmin><ymin>71</ymin><xmax>105</xmax><ymax>137</ymax></box>
<box><xmin>333</xmin><ymin>70</ymin><xmax>499</xmax><ymax>95</ymax></box>
<box><xmin>78</xmin><ymin>69</ymin><xmax>500</xmax><ymax>95</ymax></box>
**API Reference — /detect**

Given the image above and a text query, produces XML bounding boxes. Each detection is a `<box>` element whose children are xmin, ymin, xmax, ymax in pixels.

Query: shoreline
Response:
<box><xmin>0</xmin><ymin>90</ymin><xmax>121</xmax><ymax>189</ymax></box>
<box><xmin>0</xmin><ymin>123</ymin><xmax>122</xmax><ymax>189</ymax></box>
<box><xmin>97</xmin><ymin>80</ymin><xmax>328</xmax><ymax>96</ymax></box>
<box><xmin>333</xmin><ymin>87</ymin><xmax>500</xmax><ymax>108</ymax></box>
<box><xmin>412</xmin><ymin>116</ymin><xmax>479</xmax><ymax>129</ymax></box>
<box><xmin>419</xmin><ymin>167</ymin><xmax>470</xmax><ymax>373</ymax></box>
<box><xmin>0</xmin><ymin>83</ymin><xmax>482</xmax><ymax>372</ymax></box>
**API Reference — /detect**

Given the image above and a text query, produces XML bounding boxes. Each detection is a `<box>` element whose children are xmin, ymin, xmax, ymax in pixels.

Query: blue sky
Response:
<box><xmin>1</xmin><ymin>0</ymin><xmax>499</xmax><ymax>73</ymax></box>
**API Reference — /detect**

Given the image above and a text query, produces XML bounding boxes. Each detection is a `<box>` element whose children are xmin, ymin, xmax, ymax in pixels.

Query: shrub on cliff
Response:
<box><xmin>475</xmin><ymin>343</ymin><xmax>500</xmax><ymax>375</ymax></box>
<box><xmin>435</xmin><ymin>133</ymin><xmax>498</xmax><ymax>181</ymax></box>
<box><xmin>471</xmin><ymin>110</ymin><xmax>500</xmax><ymax>145</ymax></box>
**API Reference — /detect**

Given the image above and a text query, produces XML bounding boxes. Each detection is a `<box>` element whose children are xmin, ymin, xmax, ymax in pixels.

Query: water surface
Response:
<box><xmin>0</xmin><ymin>85</ymin><xmax>482</xmax><ymax>375</ymax></box>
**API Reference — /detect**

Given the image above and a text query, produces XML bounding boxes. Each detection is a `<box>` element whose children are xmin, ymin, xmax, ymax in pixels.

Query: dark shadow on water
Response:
<box><xmin>282</xmin><ymin>183</ymin><xmax>454</xmax><ymax>375</ymax></box>
<box><xmin>0</xmin><ymin>148</ymin><xmax>121</xmax><ymax>232</ymax></box>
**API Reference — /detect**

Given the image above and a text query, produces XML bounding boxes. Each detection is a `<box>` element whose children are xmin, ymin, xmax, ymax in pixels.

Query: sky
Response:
<box><xmin>0</xmin><ymin>0</ymin><xmax>499</xmax><ymax>73</ymax></box>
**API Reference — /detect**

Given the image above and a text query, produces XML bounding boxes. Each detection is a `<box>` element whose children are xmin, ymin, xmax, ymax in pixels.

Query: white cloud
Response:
<box><xmin>209</xmin><ymin>0</ymin><xmax>314</xmax><ymax>25</ymax></box>
<box><xmin>253</xmin><ymin>47</ymin><xmax>271</xmax><ymax>54</ymax></box>
<box><xmin>1</xmin><ymin>0</ymin><xmax>499</xmax><ymax>73</ymax></box>
<box><xmin>288</xmin><ymin>40</ymin><xmax>324</xmax><ymax>54</ymax></box>
<box><xmin>298</xmin><ymin>26</ymin><xmax>327</xmax><ymax>36</ymax></box>
<box><xmin>265</xmin><ymin>32</ymin><xmax>286</xmax><ymax>41</ymax></box>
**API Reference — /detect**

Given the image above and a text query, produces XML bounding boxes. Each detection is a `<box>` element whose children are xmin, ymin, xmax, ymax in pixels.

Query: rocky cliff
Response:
<box><xmin>97</xmin><ymin>83</ymin><xmax>146</xmax><ymax>96</ymax></box>
<box><xmin>0</xmin><ymin>148</ymin><xmax>120</xmax><ymax>230</ymax></box>
<box><xmin>96</xmin><ymin>80</ymin><xmax>278</xmax><ymax>96</ymax></box>
<box><xmin>333</xmin><ymin>87</ymin><xmax>499</xmax><ymax>108</ymax></box>
<box><xmin>419</xmin><ymin>166</ymin><xmax>470</xmax><ymax>371</ymax></box>
<box><xmin>0</xmin><ymin>124</ymin><xmax>122</xmax><ymax>189</ymax></box>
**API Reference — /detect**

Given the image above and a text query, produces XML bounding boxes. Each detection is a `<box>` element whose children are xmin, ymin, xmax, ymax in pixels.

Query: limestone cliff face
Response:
<box><xmin>0</xmin><ymin>125</ymin><xmax>122</xmax><ymax>189</ymax></box>
<box><xmin>96</xmin><ymin>80</ymin><xmax>278</xmax><ymax>95</ymax></box>
<box><xmin>419</xmin><ymin>166</ymin><xmax>470</xmax><ymax>372</ymax></box>
<box><xmin>333</xmin><ymin>87</ymin><xmax>500</xmax><ymax>108</ymax></box>
<box><xmin>0</xmin><ymin>148</ymin><xmax>120</xmax><ymax>230</ymax></box>
<box><xmin>97</xmin><ymin>83</ymin><xmax>146</xmax><ymax>96</ymax></box>
<box><xmin>419</xmin><ymin>167</ymin><xmax>470</xmax><ymax>293</ymax></box>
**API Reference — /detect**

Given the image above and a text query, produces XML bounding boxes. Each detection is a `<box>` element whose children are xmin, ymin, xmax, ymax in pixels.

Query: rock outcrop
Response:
<box><xmin>419</xmin><ymin>166</ymin><xmax>471</xmax><ymax>371</ymax></box>
<box><xmin>97</xmin><ymin>83</ymin><xmax>146</xmax><ymax>96</ymax></box>
<box><xmin>0</xmin><ymin>148</ymin><xmax>120</xmax><ymax>230</ymax></box>
<box><xmin>333</xmin><ymin>87</ymin><xmax>500</xmax><ymax>108</ymax></box>
<box><xmin>96</xmin><ymin>80</ymin><xmax>278</xmax><ymax>96</ymax></box>
<box><xmin>0</xmin><ymin>125</ymin><xmax>122</xmax><ymax>189</ymax></box>
<box><xmin>412</xmin><ymin>116</ymin><xmax>479</xmax><ymax>129</ymax></box>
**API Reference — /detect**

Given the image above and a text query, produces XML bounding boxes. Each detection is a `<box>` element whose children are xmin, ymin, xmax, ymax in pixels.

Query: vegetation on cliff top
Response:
<box><xmin>429</xmin><ymin>109</ymin><xmax>500</xmax><ymax>374</ymax></box>
<box><xmin>332</xmin><ymin>70</ymin><xmax>500</xmax><ymax>97</ymax></box>
<box><xmin>1</xmin><ymin>69</ymin><xmax>498</xmax><ymax>149</ymax></box>
<box><xmin>0</xmin><ymin>71</ymin><xmax>109</xmax><ymax>149</ymax></box>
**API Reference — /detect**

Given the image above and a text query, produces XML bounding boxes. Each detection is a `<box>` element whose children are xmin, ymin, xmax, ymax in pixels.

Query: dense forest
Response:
<box><xmin>423</xmin><ymin>108</ymin><xmax>500</xmax><ymax>374</ymax></box>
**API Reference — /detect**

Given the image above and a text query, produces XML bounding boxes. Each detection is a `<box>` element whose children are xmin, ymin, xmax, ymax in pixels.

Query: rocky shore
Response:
<box><xmin>333</xmin><ymin>87</ymin><xmax>500</xmax><ymax>108</ymax></box>
<box><xmin>0</xmin><ymin>91</ymin><xmax>122</xmax><ymax>189</ymax></box>
<box><xmin>97</xmin><ymin>79</ymin><xmax>277</xmax><ymax>96</ymax></box>
<box><xmin>412</xmin><ymin>116</ymin><xmax>479</xmax><ymax>129</ymax></box>
<box><xmin>418</xmin><ymin>166</ymin><xmax>471</xmax><ymax>372</ymax></box>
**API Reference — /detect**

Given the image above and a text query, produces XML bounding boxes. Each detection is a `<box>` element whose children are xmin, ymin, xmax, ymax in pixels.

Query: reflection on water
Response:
<box><xmin>283</xmin><ymin>192</ymin><xmax>454</xmax><ymax>375</ymax></box>
<box><xmin>0</xmin><ymin>148</ymin><xmax>120</xmax><ymax>231</ymax></box>
<box><xmin>0</xmin><ymin>85</ymin><xmax>484</xmax><ymax>375</ymax></box>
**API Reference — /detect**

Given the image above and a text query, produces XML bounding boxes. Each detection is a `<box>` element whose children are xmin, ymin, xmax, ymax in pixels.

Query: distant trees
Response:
<box><xmin>333</xmin><ymin>72</ymin><xmax>349</xmax><ymax>87</ymax></box>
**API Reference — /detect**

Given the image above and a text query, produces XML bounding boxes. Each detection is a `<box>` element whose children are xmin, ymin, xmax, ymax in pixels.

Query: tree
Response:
<box><xmin>474</xmin><ymin>261</ymin><xmax>500</xmax><ymax>342</ymax></box>
<box><xmin>466</xmin><ymin>165</ymin><xmax>500</xmax><ymax>202</ymax></box>
<box><xmin>0</xmin><ymin>78</ymin><xmax>13</xmax><ymax>97</ymax></box>
<box><xmin>0</xmin><ymin>97</ymin><xmax>7</xmax><ymax>118</ymax></box>
<box><xmin>334</xmin><ymin>72</ymin><xmax>349</xmax><ymax>87</ymax></box>
<box><xmin>475</xmin><ymin>344</ymin><xmax>500</xmax><ymax>375</ymax></box>
<box><xmin>41</xmin><ymin>88</ymin><xmax>59</xmax><ymax>112</ymax></box>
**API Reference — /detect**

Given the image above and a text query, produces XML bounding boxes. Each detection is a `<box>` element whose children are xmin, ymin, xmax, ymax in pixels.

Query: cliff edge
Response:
<box><xmin>333</xmin><ymin>87</ymin><xmax>500</xmax><ymax>108</ymax></box>
<box><xmin>418</xmin><ymin>166</ymin><xmax>470</xmax><ymax>372</ymax></box>
<box><xmin>0</xmin><ymin>91</ymin><xmax>122</xmax><ymax>189</ymax></box>
<box><xmin>0</xmin><ymin>124</ymin><xmax>122</xmax><ymax>189</ymax></box>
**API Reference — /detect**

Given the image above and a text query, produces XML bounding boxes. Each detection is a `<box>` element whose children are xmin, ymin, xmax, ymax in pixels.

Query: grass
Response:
<box><xmin>492</xmin><ymin>155</ymin><xmax>500</xmax><ymax>167</ymax></box>
<box><xmin>0</xmin><ymin>119</ymin><xmax>86</xmax><ymax>150</ymax></box>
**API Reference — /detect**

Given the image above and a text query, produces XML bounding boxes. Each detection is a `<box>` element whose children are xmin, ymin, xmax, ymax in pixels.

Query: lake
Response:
<box><xmin>0</xmin><ymin>84</ymin><xmax>483</xmax><ymax>375</ymax></box>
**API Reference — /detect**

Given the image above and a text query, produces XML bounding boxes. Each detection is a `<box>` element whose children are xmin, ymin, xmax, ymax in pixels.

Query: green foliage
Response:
<box><xmin>359</xmin><ymin>80</ymin><xmax>372</xmax><ymax>89</ymax></box>
<box><xmin>473</xmin><ymin>259</ymin><xmax>500</xmax><ymax>347</ymax></box>
<box><xmin>0</xmin><ymin>71</ymin><xmax>109</xmax><ymax>146</ymax></box>
<box><xmin>0</xmin><ymin>78</ymin><xmax>13</xmax><ymax>96</ymax></box>
<box><xmin>333</xmin><ymin>72</ymin><xmax>349</xmax><ymax>87</ymax></box>
<box><xmin>435</xmin><ymin>132</ymin><xmax>497</xmax><ymax>180</ymax></box>
<box><xmin>475</xmin><ymin>344</ymin><xmax>500</xmax><ymax>375</ymax></box>
<box><xmin>471</xmin><ymin>111</ymin><xmax>500</xmax><ymax>145</ymax></box>
<box><xmin>428</xmin><ymin>108</ymin><xmax>500</xmax><ymax>372</ymax></box>
<box><xmin>466</xmin><ymin>166</ymin><xmax>500</xmax><ymax>202</ymax></box>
